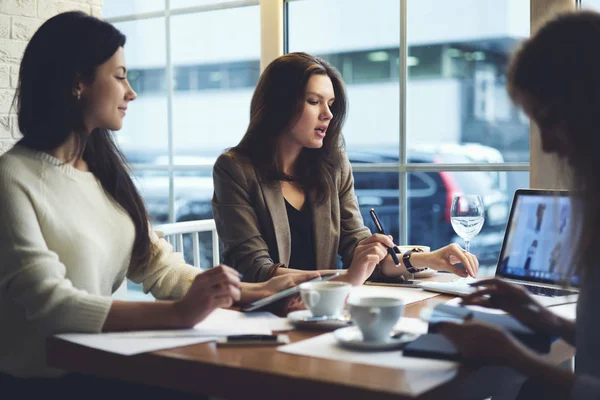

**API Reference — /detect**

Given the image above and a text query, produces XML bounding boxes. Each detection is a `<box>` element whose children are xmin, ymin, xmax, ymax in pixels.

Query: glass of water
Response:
<box><xmin>450</xmin><ymin>195</ymin><xmax>485</xmax><ymax>253</ymax></box>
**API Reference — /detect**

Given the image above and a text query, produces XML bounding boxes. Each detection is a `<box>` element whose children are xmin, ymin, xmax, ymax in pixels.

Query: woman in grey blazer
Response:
<box><xmin>212</xmin><ymin>52</ymin><xmax>479</xmax><ymax>284</ymax></box>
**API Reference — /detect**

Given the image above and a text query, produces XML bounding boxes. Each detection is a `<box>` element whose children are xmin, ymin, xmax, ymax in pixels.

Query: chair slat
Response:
<box><xmin>212</xmin><ymin>230</ymin><xmax>220</xmax><ymax>266</ymax></box>
<box><xmin>177</xmin><ymin>234</ymin><xmax>184</xmax><ymax>253</ymax></box>
<box><xmin>192</xmin><ymin>232</ymin><xmax>201</xmax><ymax>268</ymax></box>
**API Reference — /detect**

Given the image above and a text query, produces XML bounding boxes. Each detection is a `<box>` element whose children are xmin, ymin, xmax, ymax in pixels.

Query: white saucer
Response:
<box><xmin>287</xmin><ymin>310</ymin><xmax>352</xmax><ymax>330</ymax></box>
<box><xmin>333</xmin><ymin>326</ymin><xmax>418</xmax><ymax>351</ymax></box>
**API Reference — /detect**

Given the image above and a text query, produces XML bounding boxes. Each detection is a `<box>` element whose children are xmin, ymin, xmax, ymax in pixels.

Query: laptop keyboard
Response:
<box><xmin>522</xmin><ymin>284</ymin><xmax>577</xmax><ymax>297</ymax></box>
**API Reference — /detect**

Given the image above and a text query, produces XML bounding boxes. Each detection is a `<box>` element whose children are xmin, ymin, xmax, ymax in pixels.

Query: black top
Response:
<box><xmin>284</xmin><ymin>198</ymin><xmax>316</xmax><ymax>270</ymax></box>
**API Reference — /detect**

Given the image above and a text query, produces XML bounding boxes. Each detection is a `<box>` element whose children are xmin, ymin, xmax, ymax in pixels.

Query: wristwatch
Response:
<box><xmin>402</xmin><ymin>248</ymin><xmax>424</xmax><ymax>274</ymax></box>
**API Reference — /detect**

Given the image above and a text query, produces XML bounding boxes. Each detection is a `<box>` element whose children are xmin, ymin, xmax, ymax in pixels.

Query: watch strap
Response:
<box><xmin>402</xmin><ymin>248</ymin><xmax>424</xmax><ymax>274</ymax></box>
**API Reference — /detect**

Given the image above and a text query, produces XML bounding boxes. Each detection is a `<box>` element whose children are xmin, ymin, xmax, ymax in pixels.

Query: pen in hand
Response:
<box><xmin>369</xmin><ymin>208</ymin><xmax>401</xmax><ymax>265</ymax></box>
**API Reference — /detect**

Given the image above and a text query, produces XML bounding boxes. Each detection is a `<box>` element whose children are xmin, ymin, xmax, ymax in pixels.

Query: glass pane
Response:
<box><xmin>582</xmin><ymin>0</ymin><xmax>600</xmax><ymax>9</ymax></box>
<box><xmin>170</xmin><ymin>0</ymin><xmax>257</xmax><ymax>9</ymax></box>
<box><xmin>113</xmin><ymin>18</ymin><xmax>168</xmax><ymax>164</ymax></box>
<box><xmin>103</xmin><ymin>0</ymin><xmax>164</xmax><ymax>18</ymax></box>
<box><xmin>407</xmin><ymin>0</ymin><xmax>531</xmax><ymax>163</ymax></box>
<box><xmin>408</xmin><ymin>170</ymin><xmax>529</xmax><ymax>275</ymax></box>
<box><xmin>170</xmin><ymin>6</ymin><xmax>260</xmax><ymax>160</ymax></box>
<box><xmin>287</xmin><ymin>0</ymin><xmax>401</xmax><ymax>156</ymax></box>
<box><xmin>133</xmin><ymin>169</ymin><xmax>170</xmax><ymax>224</ymax></box>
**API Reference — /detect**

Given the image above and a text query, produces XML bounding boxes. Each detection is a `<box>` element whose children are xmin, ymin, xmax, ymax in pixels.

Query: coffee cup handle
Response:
<box><xmin>305</xmin><ymin>290</ymin><xmax>320</xmax><ymax>308</ymax></box>
<box><xmin>367</xmin><ymin>307</ymin><xmax>381</xmax><ymax>325</ymax></box>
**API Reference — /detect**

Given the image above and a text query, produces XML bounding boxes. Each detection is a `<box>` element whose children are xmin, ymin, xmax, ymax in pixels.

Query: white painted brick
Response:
<box><xmin>10</xmin><ymin>65</ymin><xmax>18</xmax><ymax>88</ymax></box>
<box><xmin>91</xmin><ymin>6</ymin><xmax>102</xmax><ymax>18</ymax></box>
<box><xmin>0</xmin><ymin>115</ymin><xmax>11</xmax><ymax>139</ymax></box>
<box><xmin>0</xmin><ymin>89</ymin><xmax>15</xmax><ymax>113</ymax></box>
<box><xmin>38</xmin><ymin>0</ymin><xmax>91</xmax><ymax>19</ymax></box>
<box><xmin>12</xmin><ymin>16</ymin><xmax>41</xmax><ymax>41</ymax></box>
<box><xmin>0</xmin><ymin>16</ymin><xmax>10</xmax><ymax>39</ymax></box>
<box><xmin>0</xmin><ymin>139</ymin><xmax>16</xmax><ymax>155</ymax></box>
<box><xmin>0</xmin><ymin>39</ymin><xmax>26</xmax><ymax>64</ymax></box>
<box><xmin>11</xmin><ymin>115</ymin><xmax>21</xmax><ymax>139</ymax></box>
<box><xmin>0</xmin><ymin>64</ymin><xmax>9</xmax><ymax>88</ymax></box>
<box><xmin>0</xmin><ymin>0</ymin><xmax>37</xmax><ymax>18</ymax></box>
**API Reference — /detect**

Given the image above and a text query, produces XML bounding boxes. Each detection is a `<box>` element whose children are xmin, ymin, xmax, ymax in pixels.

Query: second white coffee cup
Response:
<box><xmin>347</xmin><ymin>297</ymin><xmax>405</xmax><ymax>342</ymax></box>
<box><xmin>299</xmin><ymin>281</ymin><xmax>352</xmax><ymax>317</ymax></box>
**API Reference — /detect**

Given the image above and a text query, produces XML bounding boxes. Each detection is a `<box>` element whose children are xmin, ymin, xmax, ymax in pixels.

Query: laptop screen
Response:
<box><xmin>496</xmin><ymin>189</ymin><xmax>580</xmax><ymax>287</ymax></box>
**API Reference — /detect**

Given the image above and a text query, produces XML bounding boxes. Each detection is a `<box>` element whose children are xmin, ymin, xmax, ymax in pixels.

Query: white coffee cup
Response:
<box><xmin>347</xmin><ymin>297</ymin><xmax>405</xmax><ymax>342</ymax></box>
<box><xmin>299</xmin><ymin>281</ymin><xmax>352</xmax><ymax>317</ymax></box>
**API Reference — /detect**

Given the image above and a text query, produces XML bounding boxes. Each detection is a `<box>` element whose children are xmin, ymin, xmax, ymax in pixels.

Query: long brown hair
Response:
<box><xmin>15</xmin><ymin>11</ymin><xmax>152</xmax><ymax>273</ymax></box>
<box><xmin>232</xmin><ymin>52</ymin><xmax>347</xmax><ymax>204</ymax></box>
<box><xmin>507</xmin><ymin>10</ymin><xmax>600</xmax><ymax>278</ymax></box>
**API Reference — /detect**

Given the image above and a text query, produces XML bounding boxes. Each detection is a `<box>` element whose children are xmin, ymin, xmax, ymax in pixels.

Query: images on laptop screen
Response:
<box><xmin>497</xmin><ymin>190</ymin><xmax>580</xmax><ymax>287</ymax></box>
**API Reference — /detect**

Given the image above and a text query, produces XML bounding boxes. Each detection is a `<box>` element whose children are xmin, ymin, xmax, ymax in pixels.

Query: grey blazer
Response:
<box><xmin>212</xmin><ymin>151</ymin><xmax>371</xmax><ymax>282</ymax></box>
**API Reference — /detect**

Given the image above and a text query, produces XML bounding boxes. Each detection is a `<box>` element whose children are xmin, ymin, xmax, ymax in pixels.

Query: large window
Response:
<box><xmin>103</xmin><ymin>0</ymin><xmax>259</xmax><ymax>228</ymax></box>
<box><xmin>104</xmin><ymin>1</ymin><xmax>537</xmax><ymax>282</ymax></box>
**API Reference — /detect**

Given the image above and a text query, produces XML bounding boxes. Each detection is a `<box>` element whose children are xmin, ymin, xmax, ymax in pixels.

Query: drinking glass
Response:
<box><xmin>450</xmin><ymin>195</ymin><xmax>485</xmax><ymax>253</ymax></box>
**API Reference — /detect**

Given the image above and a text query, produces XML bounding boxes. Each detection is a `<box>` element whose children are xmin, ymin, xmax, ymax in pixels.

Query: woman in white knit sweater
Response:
<box><xmin>0</xmin><ymin>11</ymin><xmax>319</xmax><ymax>397</ymax></box>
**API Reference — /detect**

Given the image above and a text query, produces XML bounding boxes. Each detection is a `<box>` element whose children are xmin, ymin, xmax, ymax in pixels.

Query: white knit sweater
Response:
<box><xmin>0</xmin><ymin>145</ymin><xmax>199</xmax><ymax>378</ymax></box>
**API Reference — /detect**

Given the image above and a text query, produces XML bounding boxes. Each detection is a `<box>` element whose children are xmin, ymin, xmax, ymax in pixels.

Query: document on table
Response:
<box><xmin>278</xmin><ymin>318</ymin><xmax>457</xmax><ymax>397</ymax></box>
<box><xmin>55</xmin><ymin>308</ymin><xmax>288</xmax><ymax>356</ymax></box>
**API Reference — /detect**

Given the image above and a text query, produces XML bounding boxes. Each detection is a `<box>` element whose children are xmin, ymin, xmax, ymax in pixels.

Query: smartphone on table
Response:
<box><xmin>216</xmin><ymin>334</ymin><xmax>290</xmax><ymax>346</ymax></box>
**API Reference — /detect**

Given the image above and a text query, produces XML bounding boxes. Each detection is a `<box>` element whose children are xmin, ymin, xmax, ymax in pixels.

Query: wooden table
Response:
<box><xmin>46</xmin><ymin>292</ymin><xmax>574</xmax><ymax>400</ymax></box>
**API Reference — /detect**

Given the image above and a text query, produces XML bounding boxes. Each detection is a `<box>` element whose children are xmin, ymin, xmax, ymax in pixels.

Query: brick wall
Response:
<box><xmin>0</xmin><ymin>0</ymin><xmax>104</xmax><ymax>155</ymax></box>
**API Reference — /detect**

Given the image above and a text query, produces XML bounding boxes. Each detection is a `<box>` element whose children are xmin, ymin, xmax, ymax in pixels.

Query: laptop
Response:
<box><xmin>419</xmin><ymin>189</ymin><xmax>579</xmax><ymax>307</ymax></box>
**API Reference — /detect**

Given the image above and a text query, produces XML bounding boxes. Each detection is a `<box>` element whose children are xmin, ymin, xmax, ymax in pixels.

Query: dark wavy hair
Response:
<box><xmin>507</xmin><ymin>10</ymin><xmax>600</xmax><ymax>278</ymax></box>
<box><xmin>14</xmin><ymin>11</ymin><xmax>152</xmax><ymax>273</ymax></box>
<box><xmin>232</xmin><ymin>52</ymin><xmax>347</xmax><ymax>204</ymax></box>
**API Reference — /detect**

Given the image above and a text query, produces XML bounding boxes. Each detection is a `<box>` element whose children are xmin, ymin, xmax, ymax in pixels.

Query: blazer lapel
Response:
<box><xmin>260</xmin><ymin>179</ymin><xmax>291</xmax><ymax>266</ymax></box>
<box><xmin>310</xmin><ymin>190</ymin><xmax>332</xmax><ymax>270</ymax></box>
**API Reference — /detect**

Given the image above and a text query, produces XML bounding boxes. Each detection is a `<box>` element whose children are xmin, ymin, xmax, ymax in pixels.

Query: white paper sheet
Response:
<box><xmin>350</xmin><ymin>284</ymin><xmax>440</xmax><ymax>304</ymax></box>
<box><xmin>194</xmin><ymin>308</ymin><xmax>293</xmax><ymax>331</ymax></box>
<box><xmin>55</xmin><ymin>308</ymin><xmax>284</xmax><ymax>355</ymax></box>
<box><xmin>278</xmin><ymin>320</ymin><xmax>457</xmax><ymax>397</ymax></box>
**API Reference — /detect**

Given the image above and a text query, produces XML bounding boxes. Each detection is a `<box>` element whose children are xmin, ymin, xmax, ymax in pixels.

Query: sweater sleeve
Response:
<box><xmin>126</xmin><ymin>230</ymin><xmax>200</xmax><ymax>300</ymax></box>
<box><xmin>0</xmin><ymin>174</ymin><xmax>112</xmax><ymax>335</ymax></box>
<box><xmin>570</xmin><ymin>375</ymin><xmax>600</xmax><ymax>400</ymax></box>
<box><xmin>338</xmin><ymin>153</ymin><xmax>372</xmax><ymax>268</ymax></box>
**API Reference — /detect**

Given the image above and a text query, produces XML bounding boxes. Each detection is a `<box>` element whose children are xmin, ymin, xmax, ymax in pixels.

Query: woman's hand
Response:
<box><xmin>345</xmin><ymin>233</ymin><xmax>392</xmax><ymax>285</ymax></box>
<box><xmin>262</xmin><ymin>271</ymin><xmax>321</xmax><ymax>298</ymax></box>
<box><xmin>441</xmin><ymin>320</ymin><xmax>576</xmax><ymax>397</ymax></box>
<box><xmin>239</xmin><ymin>271</ymin><xmax>321</xmax><ymax>304</ymax></box>
<box><xmin>411</xmin><ymin>243</ymin><xmax>479</xmax><ymax>278</ymax></box>
<box><xmin>174</xmin><ymin>264</ymin><xmax>241</xmax><ymax>327</ymax></box>
<box><xmin>438</xmin><ymin>321</ymin><xmax>535</xmax><ymax>368</ymax></box>
<box><xmin>461</xmin><ymin>278</ymin><xmax>571</xmax><ymax>338</ymax></box>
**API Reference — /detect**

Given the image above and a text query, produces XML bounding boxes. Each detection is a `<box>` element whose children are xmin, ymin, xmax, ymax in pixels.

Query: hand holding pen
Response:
<box><xmin>369</xmin><ymin>208</ymin><xmax>400</xmax><ymax>265</ymax></box>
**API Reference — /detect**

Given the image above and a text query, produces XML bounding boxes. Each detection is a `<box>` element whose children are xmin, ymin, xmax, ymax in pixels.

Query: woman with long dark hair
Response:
<box><xmin>0</xmin><ymin>11</ymin><xmax>318</xmax><ymax>395</ymax></box>
<box><xmin>212</xmin><ymin>52</ymin><xmax>479</xmax><ymax>285</ymax></box>
<box><xmin>439</xmin><ymin>10</ymin><xmax>600</xmax><ymax>399</ymax></box>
